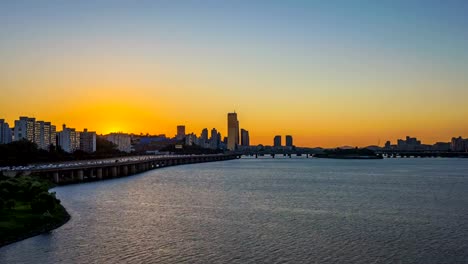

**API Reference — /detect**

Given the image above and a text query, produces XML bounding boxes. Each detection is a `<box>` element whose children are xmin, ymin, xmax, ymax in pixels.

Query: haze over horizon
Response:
<box><xmin>1</xmin><ymin>1</ymin><xmax>467</xmax><ymax>147</ymax></box>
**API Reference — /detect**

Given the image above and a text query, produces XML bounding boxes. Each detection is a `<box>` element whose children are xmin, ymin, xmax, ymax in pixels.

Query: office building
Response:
<box><xmin>210</xmin><ymin>128</ymin><xmax>219</xmax><ymax>149</ymax></box>
<box><xmin>57</xmin><ymin>124</ymin><xmax>80</xmax><ymax>153</ymax></box>
<box><xmin>227</xmin><ymin>112</ymin><xmax>239</xmax><ymax>150</ymax></box>
<box><xmin>80</xmin><ymin>128</ymin><xmax>97</xmax><ymax>153</ymax></box>
<box><xmin>0</xmin><ymin>119</ymin><xmax>12</xmax><ymax>144</ymax></box>
<box><xmin>176</xmin><ymin>125</ymin><xmax>186</xmax><ymax>140</ymax></box>
<box><xmin>274</xmin><ymin>135</ymin><xmax>282</xmax><ymax>147</ymax></box>
<box><xmin>200</xmin><ymin>128</ymin><xmax>208</xmax><ymax>145</ymax></box>
<box><xmin>106</xmin><ymin>133</ymin><xmax>132</xmax><ymax>152</ymax></box>
<box><xmin>241</xmin><ymin>129</ymin><xmax>250</xmax><ymax>146</ymax></box>
<box><xmin>285</xmin><ymin>135</ymin><xmax>293</xmax><ymax>147</ymax></box>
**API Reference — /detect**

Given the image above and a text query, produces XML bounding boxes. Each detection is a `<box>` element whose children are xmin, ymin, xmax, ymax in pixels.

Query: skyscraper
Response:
<box><xmin>210</xmin><ymin>128</ymin><xmax>219</xmax><ymax>149</ymax></box>
<box><xmin>241</xmin><ymin>128</ymin><xmax>250</xmax><ymax>146</ymax></box>
<box><xmin>227</xmin><ymin>112</ymin><xmax>239</xmax><ymax>150</ymax></box>
<box><xmin>274</xmin><ymin>135</ymin><xmax>282</xmax><ymax>147</ymax></box>
<box><xmin>285</xmin><ymin>135</ymin><xmax>293</xmax><ymax>147</ymax></box>
<box><xmin>176</xmin><ymin>125</ymin><xmax>186</xmax><ymax>140</ymax></box>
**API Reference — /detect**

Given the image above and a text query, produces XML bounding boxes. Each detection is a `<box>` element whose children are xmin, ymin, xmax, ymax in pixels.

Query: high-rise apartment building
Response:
<box><xmin>80</xmin><ymin>128</ymin><xmax>97</xmax><ymax>153</ymax></box>
<box><xmin>285</xmin><ymin>135</ymin><xmax>293</xmax><ymax>147</ymax></box>
<box><xmin>0</xmin><ymin>119</ymin><xmax>12</xmax><ymax>144</ymax></box>
<box><xmin>241</xmin><ymin>129</ymin><xmax>250</xmax><ymax>146</ymax></box>
<box><xmin>35</xmin><ymin>121</ymin><xmax>56</xmax><ymax>150</ymax></box>
<box><xmin>176</xmin><ymin>125</ymin><xmax>186</xmax><ymax>140</ymax></box>
<box><xmin>451</xmin><ymin>137</ymin><xmax>468</xmax><ymax>152</ymax></box>
<box><xmin>14</xmin><ymin>116</ymin><xmax>36</xmax><ymax>142</ymax></box>
<box><xmin>274</xmin><ymin>135</ymin><xmax>282</xmax><ymax>147</ymax></box>
<box><xmin>227</xmin><ymin>112</ymin><xmax>239</xmax><ymax>150</ymax></box>
<box><xmin>57</xmin><ymin>124</ymin><xmax>80</xmax><ymax>153</ymax></box>
<box><xmin>106</xmin><ymin>133</ymin><xmax>132</xmax><ymax>152</ymax></box>
<box><xmin>12</xmin><ymin>117</ymin><xmax>56</xmax><ymax>149</ymax></box>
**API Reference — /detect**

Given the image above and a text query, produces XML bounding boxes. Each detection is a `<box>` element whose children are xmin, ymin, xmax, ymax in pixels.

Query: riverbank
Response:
<box><xmin>0</xmin><ymin>176</ymin><xmax>71</xmax><ymax>248</ymax></box>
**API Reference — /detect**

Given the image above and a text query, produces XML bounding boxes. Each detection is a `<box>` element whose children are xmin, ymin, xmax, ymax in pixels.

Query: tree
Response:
<box><xmin>5</xmin><ymin>199</ymin><xmax>15</xmax><ymax>210</ymax></box>
<box><xmin>31</xmin><ymin>192</ymin><xmax>57</xmax><ymax>213</ymax></box>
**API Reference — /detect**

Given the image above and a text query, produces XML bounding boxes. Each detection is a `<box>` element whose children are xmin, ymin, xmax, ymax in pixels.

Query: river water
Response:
<box><xmin>1</xmin><ymin>157</ymin><xmax>468</xmax><ymax>263</ymax></box>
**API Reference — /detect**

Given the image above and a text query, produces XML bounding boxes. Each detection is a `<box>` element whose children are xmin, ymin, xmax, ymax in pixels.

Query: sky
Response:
<box><xmin>1</xmin><ymin>0</ymin><xmax>468</xmax><ymax>147</ymax></box>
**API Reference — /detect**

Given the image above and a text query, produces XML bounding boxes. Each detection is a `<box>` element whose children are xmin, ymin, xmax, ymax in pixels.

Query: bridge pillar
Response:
<box><xmin>271</xmin><ymin>154</ymin><xmax>275</xmax><ymax>158</ymax></box>
<box><xmin>53</xmin><ymin>172</ymin><xmax>59</xmax><ymax>184</ymax></box>
<box><xmin>111</xmin><ymin>166</ymin><xmax>117</xmax><ymax>177</ymax></box>
<box><xmin>97</xmin><ymin>168</ymin><xmax>103</xmax><ymax>179</ymax></box>
<box><xmin>306</xmin><ymin>154</ymin><xmax>309</xmax><ymax>158</ymax></box>
<box><xmin>77</xmin><ymin>170</ymin><xmax>84</xmax><ymax>181</ymax></box>
<box><xmin>122</xmin><ymin>165</ymin><xmax>128</xmax><ymax>176</ymax></box>
<box><xmin>255</xmin><ymin>154</ymin><xmax>258</xmax><ymax>158</ymax></box>
<box><xmin>288</xmin><ymin>154</ymin><xmax>291</xmax><ymax>158</ymax></box>
<box><xmin>130</xmin><ymin>165</ymin><xmax>136</xmax><ymax>174</ymax></box>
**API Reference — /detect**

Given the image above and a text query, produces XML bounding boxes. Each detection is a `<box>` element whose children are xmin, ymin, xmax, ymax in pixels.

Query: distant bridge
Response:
<box><xmin>376</xmin><ymin>150</ymin><xmax>468</xmax><ymax>158</ymax></box>
<box><xmin>1</xmin><ymin>154</ymin><xmax>240</xmax><ymax>185</ymax></box>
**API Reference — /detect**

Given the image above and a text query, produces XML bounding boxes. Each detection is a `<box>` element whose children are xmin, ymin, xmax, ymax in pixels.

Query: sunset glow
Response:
<box><xmin>1</xmin><ymin>1</ymin><xmax>467</xmax><ymax>147</ymax></box>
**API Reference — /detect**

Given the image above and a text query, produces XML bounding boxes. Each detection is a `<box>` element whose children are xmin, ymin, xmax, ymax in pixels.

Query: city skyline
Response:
<box><xmin>1</xmin><ymin>114</ymin><xmax>467</xmax><ymax>149</ymax></box>
<box><xmin>1</xmin><ymin>1</ymin><xmax>468</xmax><ymax>147</ymax></box>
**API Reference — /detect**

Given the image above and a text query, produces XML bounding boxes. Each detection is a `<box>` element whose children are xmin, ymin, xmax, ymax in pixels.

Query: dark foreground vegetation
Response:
<box><xmin>0</xmin><ymin>176</ymin><xmax>70</xmax><ymax>247</ymax></box>
<box><xmin>315</xmin><ymin>148</ymin><xmax>383</xmax><ymax>159</ymax></box>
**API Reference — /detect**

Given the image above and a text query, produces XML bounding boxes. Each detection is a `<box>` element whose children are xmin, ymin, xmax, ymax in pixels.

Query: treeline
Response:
<box><xmin>0</xmin><ymin>138</ymin><xmax>126</xmax><ymax>166</ymax></box>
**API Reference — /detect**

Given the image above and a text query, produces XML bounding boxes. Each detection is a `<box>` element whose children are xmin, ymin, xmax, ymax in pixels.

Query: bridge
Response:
<box><xmin>376</xmin><ymin>150</ymin><xmax>468</xmax><ymax>158</ymax></box>
<box><xmin>0</xmin><ymin>154</ymin><xmax>240</xmax><ymax>185</ymax></box>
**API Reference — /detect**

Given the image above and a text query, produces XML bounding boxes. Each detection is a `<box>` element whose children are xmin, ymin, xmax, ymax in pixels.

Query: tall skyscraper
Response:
<box><xmin>241</xmin><ymin>128</ymin><xmax>250</xmax><ymax>146</ymax></box>
<box><xmin>285</xmin><ymin>135</ymin><xmax>293</xmax><ymax>147</ymax></box>
<box><xmin>0</xmin><ymin>119</ymin><xmax>12</xmax><ymax>144</ymax></box>
<box><xmin>274</xmin><ymin>135</ymin><xmax>282</xmax><ymax>147</ymax></box>
<box><xmin>227</xmin><ymin>112</ymin><xmax>239</xmax><ymax>150</ymax></box>
<box><xmin>176</xmin><ymin>125</ymin><xmax>186</xmax><ymax>140</ymax></box>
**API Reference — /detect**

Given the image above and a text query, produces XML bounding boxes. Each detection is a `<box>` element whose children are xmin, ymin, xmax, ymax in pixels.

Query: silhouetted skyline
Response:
<box><xmin>1</xmin><ymin>1</ymin><xmax>467</xmax><ymax>147</ymax></box>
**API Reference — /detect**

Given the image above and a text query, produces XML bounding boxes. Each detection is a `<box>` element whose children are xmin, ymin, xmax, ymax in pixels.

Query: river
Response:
<box><xmin>1</xmin><ymin>157</ymin><xmax>468</xmax><ymax>263</ymax></box>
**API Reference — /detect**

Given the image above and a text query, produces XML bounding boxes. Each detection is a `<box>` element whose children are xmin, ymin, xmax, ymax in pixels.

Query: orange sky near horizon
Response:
<box><xmin>1</xmin><ymin>1</ymin><xmax>468</xmax><ymax>147</ymax></box>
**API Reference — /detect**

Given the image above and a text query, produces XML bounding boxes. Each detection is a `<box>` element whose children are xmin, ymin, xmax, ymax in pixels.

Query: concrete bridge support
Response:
<box><xmin>53</xmin><ymin>172</ymin><xmax>59</xmax><ymax>184</ymax></box>
<box><xmin>76</xmin><ymin>170</ymin><xmax>84</xmax><ymax>181</ymax></box>
<box><xmin>122</xmin><ymin>165</ymin><xmax>128</xmax><ymax>176</ymax></box>
<box><xmin>97</xmin><ymin>168</ymin><xmax>103</xmax><ymax>179</ymax></box>
<box><xmin>111</xmin><ymin>166</ymin><xmax>118</xmax><ymax>177</ymax></box>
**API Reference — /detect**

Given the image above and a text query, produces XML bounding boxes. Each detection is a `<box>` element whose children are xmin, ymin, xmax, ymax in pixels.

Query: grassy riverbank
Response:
<box><xmin>0</xmin><ymin>176</ymin><xmax>70</xmax><ymax>247</ymax></box>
